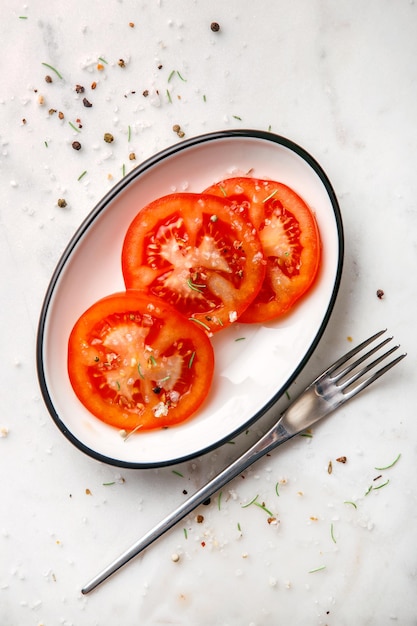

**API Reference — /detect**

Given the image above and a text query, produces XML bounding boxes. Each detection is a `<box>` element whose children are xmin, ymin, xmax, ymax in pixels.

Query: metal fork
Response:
<box><xmin>82</xmin><ymin>329</ymin><xmax>406</xmax><ymax>594</ymax></box>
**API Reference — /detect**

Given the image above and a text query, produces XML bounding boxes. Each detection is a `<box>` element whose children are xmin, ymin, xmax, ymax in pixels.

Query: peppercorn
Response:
<box><xmin>376</xmin><ymin>289</ymin><xmax>384</xmax><ymax>299</ymax></box>
<box><xmin>104</xmin><ymin>132</ymin><xmax>114</xmax><ymax>143</ymax></box>
<box><xmin>72</xmin><ymin>141</ymin><xmax>81</xmax><ymax>151</ymax></box>
<box><xmin>57</xmin><ymin>198</ymin><xmax>67</xmax><ymax>208</ymax></box>
<box><xmin>45</xmin><ymin>75</ymin><xmax>53</xmax><ymax>83</ymax></box>
<box><xmin>83</xmin><ymin>97</ymin><xmax>93</xmax><ymax>108</ymax></box>
<box><xmin>210</xmin><ymin>21</ymin><xmax>220</xmax><ymax>32</ymax></box>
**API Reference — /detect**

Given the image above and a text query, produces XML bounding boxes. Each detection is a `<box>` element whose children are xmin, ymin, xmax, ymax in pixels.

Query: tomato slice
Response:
<box><xmin>67</xmin><ymin>291</ymin><xmax>215</xmax><ymax>432</ymax></box>
<box><xmin>121</xmin><ymin>193</ymin><xmax>265</xmax><ymax>333</ymax></box>
<box><xmin>203</xmin><ymin>178</ymin><xmax>321</xmax><ymax>322</ymax></box>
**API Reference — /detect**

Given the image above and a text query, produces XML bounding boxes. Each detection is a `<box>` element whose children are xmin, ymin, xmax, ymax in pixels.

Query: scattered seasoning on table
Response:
<box><xmin>143</xmin><ymin>89</ymin><xmax>149</xmax><ymax>97</ymax></box>
<box><xmin>83</xmin><ymin>97</ymin><xmax>93</xmax><ymax>108</ymax></box>
<box><xmin>336</xmin><ymin>456</ymin><xmax>347</xmax><ymax>463</ymax></box>
<box><xmin>85</xmin><ymin>488</ymin><xmax>92</xmax><ymax>495</ymax></box>
<box><xmin>58</xmin><ymin>111</ymin><xmax>64</xmax><ymax>119</ymax></box>
<box><xmin>129</xmin><ymin>152</ymin><xmax>136</xmax><ymax>161</ymax></box>
<box><xmin>328</xmin><ymin>460</ymin><xmax>333</xmax><ymax>474</ymax></box>
<box><xmin>104</xmin><ymin>132</ymin><xmax>114</xmax><ymax>143</ymax></box>
<box><xmin>75</xmin><ymin>84</ymin><xmax>85</xmax><ymax>93</ymax></box>
<box><xmin>91</xmin><ymin>81</ymin><xmax>97</xmax><ymax>90</ymax></box>
<box><xmin>376</xmin><ymin>289</ymin><xmax>385</xmax><ymax>299</ymax></box>
<box><xmin>72</xmin><ymin>140</ymin><xmax>81</xmax><ymax>151</ymax></box>
<box><xmin>57</xmin><ymin>198</ymin><xmax>67</xmax><ymax>208</ymax></box>
<box><xmin>129</xmin><ymin>22</ymin><xmax>135</xmax><ymax>28</ymax></box>
<box><xmin>195</xmin><ymin>514</ymin><xmax>204</xmax><ymax>523</ymax></box>
<box><xmin>210</xmin><ymin>21</ymin><xmax>220</xmax><ymax>32</ymax></box>
<box><xmin>45</xmin><ymin>75</ymin><xmax>52</xmax><ymax>83</ymax></box>
<box><xmin>171</xmin><ymin>553</ymin><xmax>180</xmax><ymax>562</ymax></box>
<box><xmin>172</xmin><ymin>123</ymin><xmax>185</xmax><ymax>138</ymax></box>
<box><xmin>118</xmin><ymin>59</ymin><xmax>126</xmax><ymax>67</ymax></box>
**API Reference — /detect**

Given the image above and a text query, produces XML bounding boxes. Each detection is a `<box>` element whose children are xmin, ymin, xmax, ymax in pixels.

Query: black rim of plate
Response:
<box><xmin>36</xmin><ymin>129</ymin><xmax>344</xmax><ymax>469</ymax></box>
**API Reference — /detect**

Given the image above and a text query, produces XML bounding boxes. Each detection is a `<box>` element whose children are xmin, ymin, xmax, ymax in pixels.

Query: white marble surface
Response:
<box><xmin>1</xmin><ymin>1</ymin><xmax>416</xmax><ymax>624</ymax></box>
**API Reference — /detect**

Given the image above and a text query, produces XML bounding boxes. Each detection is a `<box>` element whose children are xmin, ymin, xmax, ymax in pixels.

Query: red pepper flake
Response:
<box><xmin>91</xmin><ymin>81</ymin><xmax>97</xmax><ymax>90</ymax></box>
<box><xmin>58</xmin><ymin>111</ymin><xmax>64</xmax><ymax>120</ymax></box>
<box><xmin>376</xmin><ymin>289</ymin><xmax>385</xmax><ymax>299</ymax></box>
<box><xmin>129</xmin><ymin>22</ymin><xmax>135</xmax><ymax>28</ymax></box>
<box><xmin>75</xmin><ymin>118</ymin><xmax>82</xmax><ymax>128</ymax></box>
<box><xmin>201</xmin><ymin>541</ymin><xmax>206</xmax><ymax>547</ymax></box>
<box><xmin>97</xmin><ymin>63</ymin><xmax>105</xmax><ymax>71</ymax></box>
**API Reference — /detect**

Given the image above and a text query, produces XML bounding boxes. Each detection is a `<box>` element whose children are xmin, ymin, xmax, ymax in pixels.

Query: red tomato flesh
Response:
<box><xmin>203</xmin><ymin>178</ymin><xmax>321</xmax><ymax>322</ymax></box>
<box><xmin>121</xmin><ymin>193</ymin><xmax>266</xmax><ymax>333</ymax></box>
<box><xmin>68</xmin><ymin>292</ymin><xmax>215</xmax><ymax>433</ymax></box>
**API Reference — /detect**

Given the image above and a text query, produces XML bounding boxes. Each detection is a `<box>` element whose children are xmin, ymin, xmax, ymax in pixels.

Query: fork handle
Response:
<box><xmin>82</xmin><ymin>418</ymin><xmax>293</xmax><ymax>594</ymax></box>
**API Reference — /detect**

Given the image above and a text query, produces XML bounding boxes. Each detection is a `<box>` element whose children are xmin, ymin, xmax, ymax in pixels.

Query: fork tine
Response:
<box><xmin>342</xmin><ymin>351</ymin><xmax>406</xmax><ymax>399</ymax></box>
<box><xmin>338</xmin><ymin>343</ymin><xmax>400</xmax><ymax>390</ymax></box>
<box><xmin>332</xmin><ymin>336</ymin><xmax>393</xmax><ymax>383</ymax></box>
<box><xmin>324</xmin><ymin>329</ymin><xmax>387</xmax><ymax>377</ymax></box>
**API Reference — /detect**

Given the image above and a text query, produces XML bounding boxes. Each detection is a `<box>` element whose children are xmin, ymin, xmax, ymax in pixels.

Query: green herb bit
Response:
<box><xmin>330</xmin><ymin>523</ymin><xmax>336</xmax><ymax>544</ymax></box>
<box><xmin>364</xmin><ymin>485</ymin><xmax>373</xmax><ymax>496</ymax></box>
<box><xmin>172</xmin><ymin>470</ymin><xmax>184</xmax><ymax>477</ymax></box>
<box><xmin>268</xmin><ymin>125</ymin><xmax>272</xmax><ymax>132</ymax></box>
<box><xmin>19</xmin><ymin>16</ymin><xmax>28</xmax><ymax>19</ymax></box>
<box><xmin>44</xmin><ymin>141</ymin><xmax>48</xmax><ymax>148</ymax></box>
<box><xmin>232</xmin><ymin>115</ymin><xmax>242</xmax><ymax>121</ymax></box>
<box><xmin>168</xmin><ymin>70</ymin><xmax>176</xmax><ymax>82</ymax></box>
<box><xmin>344</xmin><ymin>500</ymin><xmax>357</xmax><ymax>509</ymax></box>
<box><xmin>127</xmin><ymin>125</ymin><xmax>132</xmax><ymax>142</ymax></box>
<box><xmin>308</xmin><ymin>565</ymin><xmax>326</xmax><ymax>574</ymax></box>
<box><xmin>98</xmin><ymin>56</ymin><xmax>108</xmax><ymax>64</ymax></box>
<box><xmin>78</xmin><ymin>170</ymin><xmax>87</xmax><ymax>181</ymax></box>
<box><xmin>42</xmin><ymin>62</ymin><xmax>63</xmax><ymax>79</ymax></box>
<box><xmin>122</xmin><ymin>163</ymin><xmax>126</xmax><ymax>177</ymax></box>
<box><xmin>148</xmin><ymin>355</ymin><xmax>157</xmax><ymax>367</ymax></box>
<box><xmin>166</xmin><ymin>89</ymin><xmax>172</xmax><ymax>104</ymax></box>
<box><xmin>177</xmin><ymin>71</ymin><xmax>186</xmax><ymax>81</ymax></box>
<box><xmin>123</xmin><ymin>424</ymin><xmax>143</xmax><ymax>441</ymax></box>
<box><xmin>189</xmin><ymin>318</ymin><xmax>211</xmax><ymax>332</ymax></box>
<box><xmin>187</xmin><ymin>277</ymin><xmax>206</xmax><ymax>293</ymax></box>
<box><xmin>275</xmin><ymin>482</ymin><xmax>280</xmax><ymax>497</ymax></box>
<box><xmin>188</xmin><ymin>351</ymin><xmax>196</xmax><ymax>369</ymax></box>
<box><xmin>375</xmin><ymin>453</ymin><xmax>401</xmax><ymax>471</ymax></box>
<box><xmin>235</xmin><ymin>337</ymin><xmax>246</xmax><ymax>342</ymax></box>
<box><xmin>242</xmin><ymin>495</ymin><xmax>259</xmax><ymax>509</ymax></box>
<box><xmin>137</xmin><ymin>363</ymin><xmax>145</xmax><ymax>379</ymax></box>
<box><xmin>285</xmin><ymin>390</ymin><xmax>291</xmax><ymax>400</ymax></box>
<box><xmin>183</xmin><ymin>528</ymin><xmax>188</xmax><ymax>539</ymax></box>
<box><xmin>115</xmin><ymin>381</ymin><xmax>121</xmax><ymax>390</ymax></box>
<box><xmin>237</xmin><ymin>522</ymin><xmax>242</xmax><ymax>532</ymax></box>
<box><xmin>217</xmin><ymin>491</ymin><xmax>222</xmax><ymax>510</ymax></box>
<box><xmin>219</xmin><ymin>185</ymin><xmax>227</xmax><ymax>197</ymax></box>
<box><xmin>262</xmin><ymin>189</ymin><xmax>278</xmax><ymax>203</ymax></box>
<box><xmin>373</xmin><ymin>479</ymin><xmax>390</xmax><ymax>491</ymax></box>
<box><xmin>69</xmin><ymin>121</ymin><xmax>81</xmax><ymax>133</ymax></box>
<box><xmin>299</xmin><ymin>431</ymin><xmax>313</xmax><ymax>438</ymax></box>
<box><xmin>203</xmin><ymin>94</ymin><xmax>207</xmax><ymax>102</ymax></box>
<box><xmin>254</xmin><ymin>501</ymin><xmax>273</xmax><ymax>516</ymax></box>
<box><xmin>103</xmin><ymin>481</ymin><xmax>116</xmax><ymax>486</ymax></box>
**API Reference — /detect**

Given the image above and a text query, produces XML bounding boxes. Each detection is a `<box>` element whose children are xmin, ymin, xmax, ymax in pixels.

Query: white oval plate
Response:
<box><xmin>37</xmin><ymin>130</ymin><xmax>343</xmax><ymax>468</ymax></box>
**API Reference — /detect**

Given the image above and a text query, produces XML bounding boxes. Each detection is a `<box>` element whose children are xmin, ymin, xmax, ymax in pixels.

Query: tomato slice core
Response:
<box><xmin>68</xmin><ymin>292</ymin><xmax>215</xmax><ymax>432</ymax></box>
<box><xmin>203</xmin><ymin>178</ymin><xmax>321</xmax><ymax>322</ymax></box>
<box><xmin>121</xmin><ymin>193</ymin><xmax>265</xmax><ymax>333</ymax></box>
